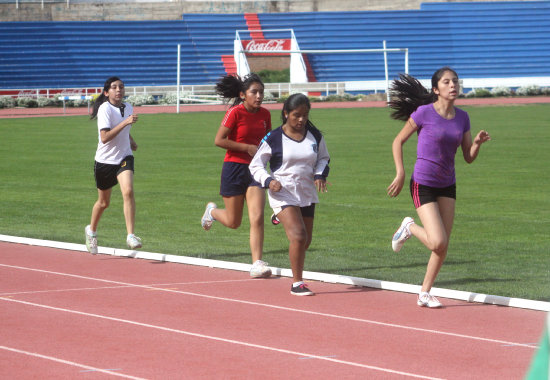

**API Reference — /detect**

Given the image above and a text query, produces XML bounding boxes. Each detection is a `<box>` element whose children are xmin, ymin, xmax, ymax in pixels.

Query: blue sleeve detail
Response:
<box><xmin>267</xmin><ymin>127</ymin><xmax>283</xmax><ymax>174</ymax></box>
<box><xmin>307</xmin><ymin>124</ymin><xmax>324</xmax><ymax>145</ymax></box>
<box><xmin>264</xmin><ymin>177</ymin><xmax>274</xmax><ymax>188</ymax></box>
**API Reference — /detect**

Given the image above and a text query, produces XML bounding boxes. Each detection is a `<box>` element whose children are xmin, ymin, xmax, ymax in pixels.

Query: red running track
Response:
<box><xmin>0</xmin><ymin>241</ymin><xmax>545</xmax><ymax>379</ymax></box>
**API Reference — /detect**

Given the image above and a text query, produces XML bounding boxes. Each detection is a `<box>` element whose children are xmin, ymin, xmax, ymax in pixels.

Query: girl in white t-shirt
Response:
<box><xmin>85</xmin><ymin>77</ymin><xmax>141</xmax><ymax>254</ymax></box>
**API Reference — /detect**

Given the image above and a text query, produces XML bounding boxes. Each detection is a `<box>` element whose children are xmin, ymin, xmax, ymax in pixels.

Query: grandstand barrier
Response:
<box><xmin>4</xmin><ymin>78</ymin><xmax>550</xmax><ymax>109</ymax></box>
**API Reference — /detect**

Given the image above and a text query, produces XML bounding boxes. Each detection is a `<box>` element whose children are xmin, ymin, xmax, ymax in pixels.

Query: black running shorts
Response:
<box><xmin>410</xmin><ymin>179</ymin><xmax>456</xmax><ymax>209</ymax></box>
<box><xmin>94</xmin><ymin>155</ymin><xmax>134</xmax><ymax>190</ymax></box>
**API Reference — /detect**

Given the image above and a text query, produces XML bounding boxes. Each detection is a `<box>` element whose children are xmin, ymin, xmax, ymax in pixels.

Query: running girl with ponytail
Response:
<box><xmin>85</xmin><ymin>76</ymin><xmax>142</xmax><ymax>254</ymax></box>
<box><xmin>201</xmin><ymin>73</ymin><xmax>272</xmax><ymax>279</ymax></box>
<box><xmin>249</xmin><ymin>93</ymin><xmax>330</xmax><ymax>296</ymax></box>
<box><xmin>387</xmin><ymin>67</ymin><xmax>490</xmax><ymax>308</ymax></box>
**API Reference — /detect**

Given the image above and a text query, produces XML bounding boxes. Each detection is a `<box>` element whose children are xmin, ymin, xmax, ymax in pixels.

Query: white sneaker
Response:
<box><xmin>126</xmin><ymin>234</ymin><xmax>142</xmax><ymax>250</ymax></box>
<box><xmin>201</xmin><ymin>202</ymin><xmax>217</xmax><ymax>230</ymax></box>
<box><xmin>392</xmin><ymin>217</ymin><xmax>414</xmax><ymax>252</ymax></box>
<box><xmin>250</xmin><ymin>260</ymin><xmax>272</xmax><ymax>278</ymax></box>
<box><xmin>85</xmin><ymin>225</ymin><xmax>98</xmax><ymax>254</ymax></box>
<box><xmin>417</xmin><ymin>292</ymin><xmax>442</xmax><ymax>308</ymax></box>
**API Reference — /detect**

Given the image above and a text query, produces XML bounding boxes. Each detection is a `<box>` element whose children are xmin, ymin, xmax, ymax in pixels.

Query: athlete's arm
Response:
<box><xmin>387</xmin><ymin>117</ymin><xmax>418</xmax><ymax>197</ymax></box>
<box><xmin>100</xmin><ymin>114</ymin><xmax>138</xmax><ymax>144</ymax></box>
<box><xmin>461</xmin><ymin>129</ymin><xmax>490</xmax><ymax>164</ymax></box>
<box><xmin>214</xmin><ymin>125</ymin><xmax>257</xmax><ymax>157</ymax></box>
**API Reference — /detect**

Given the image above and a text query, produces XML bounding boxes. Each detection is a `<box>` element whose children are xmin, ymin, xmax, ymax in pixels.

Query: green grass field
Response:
<box><xmin>0</xmin><ymin>104</ymin><xmax>548</xmax><ymax>301</ymax></box>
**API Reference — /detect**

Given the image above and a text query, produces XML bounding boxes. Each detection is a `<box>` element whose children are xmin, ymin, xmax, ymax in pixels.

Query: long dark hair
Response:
<box><xmin>281</xmin><ymin>93</ymin><xmax>315</xmax><ymax>129</ymax></box>
<box><xmin>388</xmin><ymin>67</ymin><xmax>458</xmax><ymax>121</ymax></box>
<box><xmin>215</xmin><ymin>73</ymin><xmax>264</xmax><ymax>107</ymax></box>
<box><xmin>91</xmin><ymin>76</ymin><xmax>122</xmax><ymax>119</ymax></box>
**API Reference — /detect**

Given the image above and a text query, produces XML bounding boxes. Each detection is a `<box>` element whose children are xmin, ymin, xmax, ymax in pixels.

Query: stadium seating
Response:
<box><xmin>258</xmin><ymin>1</ymin><xmax>550</xmax><ymax>82</ymax></box>
<box><xmin>0</xmin><ymin>1</ymin><xmax>549</xmax><ymax>89</ymax></box>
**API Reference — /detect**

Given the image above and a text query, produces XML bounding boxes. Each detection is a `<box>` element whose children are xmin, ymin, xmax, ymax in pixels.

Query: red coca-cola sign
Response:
<box><xmin>242</xmin><ymin>39</ymin><xmax>291</xmax><ymax>55</ymax></box>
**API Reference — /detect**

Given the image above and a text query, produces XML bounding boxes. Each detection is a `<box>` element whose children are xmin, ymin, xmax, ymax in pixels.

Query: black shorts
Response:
<box><xmin>278</xmin><ymin>204</ymin><xmax>316</xmax><ymax>218</ymax></box>
<box><xmin>410</xmin><ymin>179</ymin><xmax>456</xmax><ymax>209</ymax></box>
<box><xmin>94</xmin><ymin>155</ymin><xmax>134</xmax><ymax>190</ymax></box>
<box><xmin>220</xmin><ymin>161</ymin><xmax>261</xmax><ymax>197</ymax></box>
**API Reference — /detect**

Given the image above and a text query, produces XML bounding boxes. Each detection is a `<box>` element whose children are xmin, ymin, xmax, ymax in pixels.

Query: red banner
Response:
<box><xmin>241</xmin><ymin>39</ymin><xmax>291</xmax><ymax>56</ymax></box>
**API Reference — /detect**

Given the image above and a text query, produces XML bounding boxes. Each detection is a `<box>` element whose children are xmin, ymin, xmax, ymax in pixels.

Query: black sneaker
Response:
<box><xmin>290</xmin><ymin>283</ymin><xmax>314</xmax><ymax>296</ymax></box>
<box><xmin>271</xmin><ymin>213</ymin><xmax>280</xmax><ymax>225</ymax></box>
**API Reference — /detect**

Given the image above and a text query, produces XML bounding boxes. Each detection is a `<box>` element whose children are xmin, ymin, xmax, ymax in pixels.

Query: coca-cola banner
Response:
<box><xmin>242</xmin><ymin>39</ymin><xmax>291</xmax><ymax>55</ymax></box>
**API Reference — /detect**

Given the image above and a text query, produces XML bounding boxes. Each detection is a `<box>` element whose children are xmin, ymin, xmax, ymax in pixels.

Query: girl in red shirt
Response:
<box><xmin>201</xmin><ymin>73</ymin><xmax>272</xmax><ymax>278</ymax></box>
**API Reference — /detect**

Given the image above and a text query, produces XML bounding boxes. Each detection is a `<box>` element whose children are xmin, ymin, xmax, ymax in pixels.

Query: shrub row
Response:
<box><xmin>1</xmin><ymin>85</ymin><xmax>549</xmax><ymax>108</ymax></box>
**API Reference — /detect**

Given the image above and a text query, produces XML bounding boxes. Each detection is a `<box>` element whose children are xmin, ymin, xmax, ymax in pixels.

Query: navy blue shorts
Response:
<box><xmin>410</xmin><ymin>179</ymin><xmax>456</xmax><ymax>209</ymax></box>
<box><xmin>277</xmin><ymin>204</ymin><xmax>316</xmax><ymax>218</ymax></box>
<box><xmin>220</xmin><ymin>161</ymin><xmax>261</xmax><ymax>197</ymax></box>
<box><xmin>94</xmin><ymin>155</ymin><xmax>134</xmax><ymax>190</ymax></box>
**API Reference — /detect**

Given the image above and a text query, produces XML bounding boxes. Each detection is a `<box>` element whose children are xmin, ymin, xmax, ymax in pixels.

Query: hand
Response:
<box><xmin>269</xmin><ymin>180</ymin><xmax>282</xmax><ymax>192</ymax></box>
<box><xmin>130</xmin><ymin>140</ymin><xmax>138</xmax><ymax>151</ymax></box>
<box><xmin>315</xmin><ymin>179</ymin><xmax>330</xmax><ymax>193</ymax></box>
<box><xmin>387</xmin><ymin>173</ymin><xmax>405</xmax><ymax>197</ymax></box>
<box><xmin>247</xmin><ymin>144</ymin><xmax>258</xmax><ymax>157</ymax></box>
<box><xmin>126</xmin><ymin>114</ymin><xmax>138</xmax><ymax>125</ymax></box>
<box><xmin>474</xmin><ymin>130</ymin><xmax>491</xmax><ymax>145</ymax></box>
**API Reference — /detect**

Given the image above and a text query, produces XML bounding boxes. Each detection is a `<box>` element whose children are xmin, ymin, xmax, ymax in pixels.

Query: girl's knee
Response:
<box><xmin>248</xmin><ymin>214</ymin><xmax>264</xmax><ymax>228</ymax></box>
<box><xmin>96</xmin><ymin>199</ymin><xmax>110</xmax><ymax>210</ymax></box>
<box><xmin>121</xmin><ymin>187</ymin><xmax>134</xmax><ymax>200</ymax></box>
<box><xmin>227</xmin><ymin>222</ymin><xmax>241</xmax><ymax>229</ymax></box>
<box><xmin>429</xmin><ymin>239</ymin><xmax>448</xmax><ymax>255</ymax></box>
<box><xmin>289</xmin><ymin>229</ymin><xmax>308</xmax><ymax>246</ymax></box>
<box><xmin>225</xmin><ymin>217</ymin><xmax>242</xmax><ymax>229</ymax></box>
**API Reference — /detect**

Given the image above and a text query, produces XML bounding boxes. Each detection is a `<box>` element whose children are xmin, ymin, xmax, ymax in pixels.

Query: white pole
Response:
<box><xmin>383</xmin><ymin>40</ymin><xmax>390</xmax><ymax>103</ymax></box>
<box><xmin>237</xmin><ymin>51</ymin><xmax>240</xmax><ymax>77</ymax></box>
<box><xmin>405</xmin><ymin>48</ymin><xmax>409</xmax><ymax>74</ymax></box>
<box><xmin>177</xmin><ymin>44</ymin><xmax>181</xmax><ymax>114</ymax></box>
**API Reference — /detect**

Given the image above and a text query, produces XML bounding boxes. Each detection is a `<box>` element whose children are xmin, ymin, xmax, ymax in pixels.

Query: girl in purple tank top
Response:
<box><xmin>386</xmin><ymin>67</ymin><xmax>491</xmax><ymax>308</ymax></box>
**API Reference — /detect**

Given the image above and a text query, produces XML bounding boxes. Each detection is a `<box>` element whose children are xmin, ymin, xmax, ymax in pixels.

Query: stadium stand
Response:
<box><xmin>0</xmin><ymin>1</ymin><xmax>549</xmax><ymax>89</ymax></box>
<box><xmin>258</xmin><ymin>1</ymin><xmax>550</xmax><ymax>82</ymax></box>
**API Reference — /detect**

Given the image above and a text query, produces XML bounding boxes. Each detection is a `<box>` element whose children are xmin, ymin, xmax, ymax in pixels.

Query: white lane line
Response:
<box><xmin>0</xmin><ymin>263</ymin><xmax>538</xmax><ymax>349</ymax></box>
<box><xmin>0</xmin><ymin>297</ymin><xmax>444</xmax><ymax>380</ymax></box>
<box><xmin>0</xmin><ymin>345</ymin><xmax>146</xmax><ymax>380</ymax></box>
<box><xmin>0</xmin><ymin>279</ymin><xmax>253</xmax><ymax>297</ymax></box>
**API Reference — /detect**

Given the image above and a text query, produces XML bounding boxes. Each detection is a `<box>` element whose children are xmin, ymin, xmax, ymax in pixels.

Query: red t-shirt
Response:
<box><xmin>221</xmin><ymin>104</ymin><xmax>272</xmax><ymax>164</ymax></box>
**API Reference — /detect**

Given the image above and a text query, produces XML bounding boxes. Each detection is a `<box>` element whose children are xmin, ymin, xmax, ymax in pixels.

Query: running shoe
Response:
<box><xmin>290</xmin><ymin>283</ymin><xmax>314</xmax><ymax>296</ymax></box>
<box><xmin>126</xmin><ymin>234</ymin><xmax>142</xmax><ymax>250</ymax></box>
<box><xmin>85</xmin><ymin>225</ymin><xmax>98</xmax><ymax>255</ymax></box>
<box><xmin>271</xmin><ymin>213</ymin><xmax>280</xmax><ymax>225</ymax></box>
<box><xmin>417</xmin><ymin>292</ymin><xmax>442</xmax><ymax>308</ymax></box>
<box><xmin>392</xmin><ymin>217</ymin><xmax>414</xmax><ymax>252</ymax></box>
<box><xmin>201</xmin><ymin>202</ymin><xmax>217</xmax><ymax>230</ymax></box>
<box><xmin>250</xmin><ymin>260</ymin><xmax>272</xmax><ymax>278</ymax></box>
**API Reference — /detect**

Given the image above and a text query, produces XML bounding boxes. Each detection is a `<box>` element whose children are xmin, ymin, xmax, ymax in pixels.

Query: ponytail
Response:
<box><xmin>215</xmin><ymin>73</ymin><xmax>264</xmax><ymax>108</ymax></box>
<box><xmin>91</xmin><ymin>76</ymin><xmax>122</xmax><ymax>119</ymax></box>
<box><xmin>388</xmin><ymin>74</ymin><xmax>435</xmax><ymax>121</ymax></box>
<box><xmin>389</xmin><ymin>67</ymin><xmax>459</xmax><ymax>121</ymax></box>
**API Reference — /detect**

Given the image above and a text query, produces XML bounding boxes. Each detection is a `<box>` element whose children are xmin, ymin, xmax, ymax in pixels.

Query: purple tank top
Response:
<box><xmin>410</xmin><ymin>103</ymin><xmax>471</xmax><ymax>188</ymax></box>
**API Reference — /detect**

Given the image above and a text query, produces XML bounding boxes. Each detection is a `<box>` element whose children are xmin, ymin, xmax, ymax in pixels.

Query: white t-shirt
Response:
<box><xmin>249</xmin><ymin>125</ymin><xmax>330</xmax><ymax>210</ymax></box>
<box><xmin>94</xmin><ymin>101</ymin><xmax>133</xmax><ymax>165</ymax></box>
